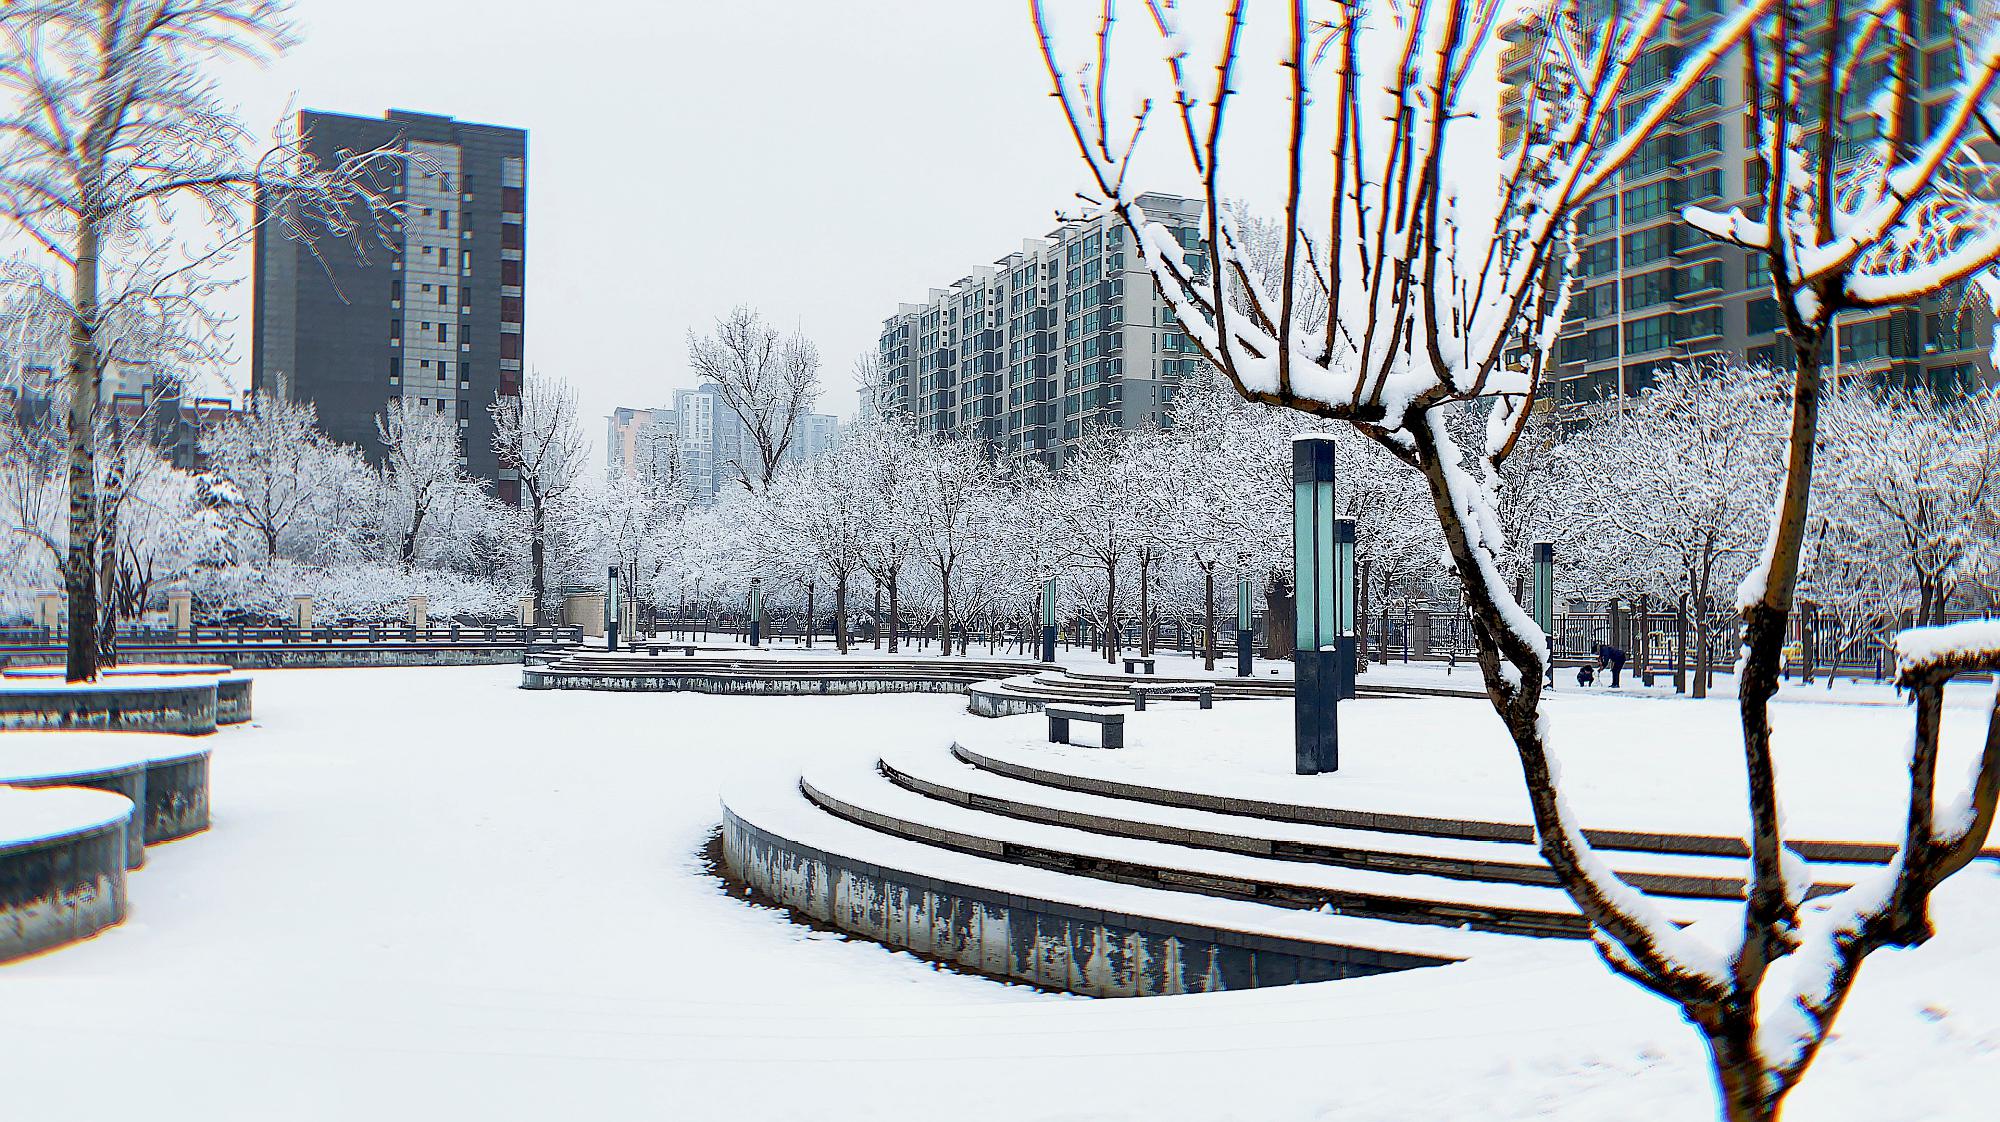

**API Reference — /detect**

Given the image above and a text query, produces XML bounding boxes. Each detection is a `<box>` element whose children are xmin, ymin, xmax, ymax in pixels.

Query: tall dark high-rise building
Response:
<box><xmin>253</xmin><ymin>109</ymin><xmax>527</xmax><ymax>502</ymax></box>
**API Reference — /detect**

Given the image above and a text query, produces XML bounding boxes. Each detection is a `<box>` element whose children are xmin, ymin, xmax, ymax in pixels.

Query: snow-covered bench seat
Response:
<box><xmin>0</xmin><ymin>676</ymin><xmax>217</xmax><ymax>736</ymax></box>
<box><xmin>0</xmin><ymin>786</ymin><xmax>131</xmax><ymax>962</ymax></box>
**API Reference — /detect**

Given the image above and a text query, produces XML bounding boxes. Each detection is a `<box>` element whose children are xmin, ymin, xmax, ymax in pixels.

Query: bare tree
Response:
<box><xmin>0</xmin><ymin>0</ymin><xmax>402</xmax><ymax>679</ymax></box>
<box><xmin>686</xmin><ymin>305</ymin><xmax>820</xmax><ymax>492</ymax></box>
<box><xmin>491</xmin><ymin>371</ymin><xmax>588</xmax><ymax>612</ymax></box>
<box><xmin>376</xmin><ymin>399</ymin><xmax>475</xmax><ymax>568</ymax></box>
<box><xmin>201</xmin><ymin>390</ymin><xmax>324</xmax><ymax>562</ymax></box>
<box><xmin>1038</xmin><ymin>3</ymin><xmax>2000</xmax><ymax>1119</ymax></box>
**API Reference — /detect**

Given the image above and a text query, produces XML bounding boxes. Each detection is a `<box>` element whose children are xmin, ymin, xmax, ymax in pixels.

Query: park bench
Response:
<box><xmin>645</xmin><ymin>644</ymin><xmax>698</xmax><ymax>656</ymax></box>
<box><xmin>1122</xmin><ymin>656</ymin><xmax>1156</xmax><ymax>675</ymax></box>
<box><xmin>1129</xmin><ymin>682</ymin><xmax>1213</xmax><ymax>711</ymax></box>
<box><xmin>1047</xmin><ymin>704</ymin><xmax>1125</xmax><ymax>748</ymax></box>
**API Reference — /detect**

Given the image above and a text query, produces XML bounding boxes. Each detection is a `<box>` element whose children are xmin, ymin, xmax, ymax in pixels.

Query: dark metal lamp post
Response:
<box><xmin>606</xmin><ymin>565</ymin><xmax>621</xmax><ymax>651</ymax></box>
<box><xmin>1292</xmin><ymin>436</ymin><xmax>1355</xmax><ymax>775</ymax></box>
<box><xmin>749</xmin><ymin>578</ymin><xmax>763</xmax><ymax>648</ymax></box>
<box><xmin>1532</xmin><ymin>542</ymin><xmax>1555</xmax><ymax>686</ymax></box>
<box><xmin>1236</xmin><ymin>576</ymin><xmax>1254</xmax><ymax>679</ymax></box>
<box><xmin>1040</xmin><ymin>577</ymin><xmax>1057</xmax><ymax>663</ymax></box>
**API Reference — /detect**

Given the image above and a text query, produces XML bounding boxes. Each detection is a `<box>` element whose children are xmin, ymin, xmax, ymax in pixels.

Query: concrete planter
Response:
<box><xmin>0</xmin><ymin>678</ymin><xmax>216</xmax><ymax>736</ymax></box>
<box><xmin>0</xmin><ymin>788</ymin><xmax>131</xmax><ymax>963</ymax></box>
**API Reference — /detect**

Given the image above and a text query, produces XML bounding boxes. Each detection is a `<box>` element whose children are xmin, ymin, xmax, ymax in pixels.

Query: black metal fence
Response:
<box><xmin>0</xmin><ymin>623</ymin><xmax>583</xmax><ymax>648</ymax></box>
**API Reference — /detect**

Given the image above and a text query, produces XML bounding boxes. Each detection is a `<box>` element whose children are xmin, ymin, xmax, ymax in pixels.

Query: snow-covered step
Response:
<box><xmin>876</xmin><ymin>743</ymin><xmax>1863</xmax><ymax>901</ymax></box>
<box><xmin>797</xmin><ymin>757</ymin><xmax>1741</xmax><ymax>940</ymax></box>
<box><xmin>952</xmin><ymin>740</ymin><xmax>1907</xmax><ymax>865</ymax></box>
<box><xmin>719</xmin><ymin>774</ymin><xmax>1553</xmax><ymax>996</ymax></box>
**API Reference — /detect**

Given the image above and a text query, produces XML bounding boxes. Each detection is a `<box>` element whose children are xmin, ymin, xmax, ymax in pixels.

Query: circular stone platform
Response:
<box><xmin>0</xmin><ymin>786</ymin><xmax>131</xmax><ymax>962</ymax></box>
<box><xmin>3</xmin><ymin>665</ymin><xmax>252</xmax><ymax>725</ymax></box>
<box><xmin>0</xmin><ymin>677</ymin><xmax>217</xmax><ymax>736</ymax></box>
<box><xmin>0</xmin><ymin>742</ymin><xmax>158</xmax><ymax>869</ymax></box>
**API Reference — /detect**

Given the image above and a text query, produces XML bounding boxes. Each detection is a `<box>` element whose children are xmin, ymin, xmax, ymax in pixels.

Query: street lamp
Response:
<box><xmin>606</xmin><ymin>565</ymin><xmax>621</xmax><ymax>651</ymax></box>
<box><xmin>1292</xmin><ymin>435</ymin><xmax>1355</xmax><ymax>775</ymax></box>
<box><xmin>1533</xmin><ymin>542</ymin><xmax>1555</xmax><ymax>686</ymax></box>
<box><xmin>1236</xmin><ymin>575</ymin><xmax>1254</xmax><ymax>679</ymax></box>
<box><xmin>749</xmin><ymin>577</ymin><xmax>763</xmax><ymax>648</ymax></box>
<box><xmin>1040</xmin><ymin>577</ymin><xmax>1057</xmax><ymax>663</ymax></box>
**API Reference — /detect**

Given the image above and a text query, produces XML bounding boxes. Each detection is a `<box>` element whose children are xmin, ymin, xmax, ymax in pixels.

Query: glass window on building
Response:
<box><xmin>1926</xmin><ymin>310</ymin><xmax>1970</xmax><ymax>353</ymax></box>
<box><xmin>1676</xmin><ymin>306</ymin><xmax>1723</xmax><ymax>342</ymax></box>
<box><xmin>1623</xmin><ymin>227</ymin><xmax>1672</xmax><ymax>267</ymax></box>
<box><xmin>1623</xmin><ymin>181</ymin><xmax>1673</xmax><ymax>223</ymax></box>
<box><xmin>1623</xmin><ymin>268</ymin><xmax>1676</xmax><ymax>310</ymax></box>
<box><xmin>1624</xmin><ymin>313</ymin><xmax>1672</xmax><ymax>354</ymax></box>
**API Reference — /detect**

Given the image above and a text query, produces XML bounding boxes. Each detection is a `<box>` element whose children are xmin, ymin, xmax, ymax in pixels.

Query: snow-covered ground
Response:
<box><xmin>0</xmin><ymin>665</ymin><xmax>1994</xmax><ymax>1121</ymax></box>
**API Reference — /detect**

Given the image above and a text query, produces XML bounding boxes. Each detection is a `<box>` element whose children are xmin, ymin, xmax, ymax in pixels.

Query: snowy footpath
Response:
<box><xmin>0</xmin><ymin>665</ymin><xmax>1994</xmax><ymax>1121</ymax></box>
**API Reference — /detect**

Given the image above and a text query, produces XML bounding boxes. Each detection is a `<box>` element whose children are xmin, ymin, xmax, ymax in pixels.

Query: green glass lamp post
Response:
<box><xmin>749</xmin><ymin>577</ymin><xmax>764</xmax><ymax>648</ymax></box>
<box><xmin>1236</xmin><ymin>577</ymin><xmax>1254</xmax><ymax>678</ymax></box>
<box><xmin>606</xmin><ymin>565</ymin><xmax>621</xmax><ymax>651</ymax></box>
<box><xmin>1292</xmin><ymin>435</ymin><xmax>1356</xmax><ymax>775</ymax></box>
<box><xmin>1040</xmin><ymin>578</ymin><xmax>1057</xmax><ymax>663</ymax></box>
<box><xmin>1533</xmin><ymin>542</ymin><xmax>1555</xmax><ymax>686</ymax></box>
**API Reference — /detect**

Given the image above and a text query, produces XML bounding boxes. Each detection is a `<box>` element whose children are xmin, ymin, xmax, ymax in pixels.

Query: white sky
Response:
<box><xmin>211</xmin><ymin>0</ymin><xmax>1153</xmax><ymax>443</ymax></box>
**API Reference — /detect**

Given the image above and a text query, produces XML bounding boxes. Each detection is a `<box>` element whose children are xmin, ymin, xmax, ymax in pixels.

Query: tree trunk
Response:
<box><xmin>529</xmin><ymin>494</ymin><xmax>547</xmax><ymax>609</ymax></box>
<box><xmin>1138</xmin><ymin>552</ymin><xmax>1152</xmax><ymax>657</ymax></box>
<box><xmin>1203</xmin><ymin>566</ymin><xmax>1217</xmax><ymax>671</ymax></box>
<box><xmin>402</xmin><ymin>505</ymin><xmax>426</xmax><ymax>567</ymax></box>
<box><xmin>1104</xmin><ymin>555</ymin><xmax>1119</xmax><ymax>663</ymax></box>
<box><xmin>63</xmin><ymin>221</ymin><xmax>102</xmax><ymax>682</ymax></box>
<box><xmin>939</xmin><ymin>564</ymin><xmax>953</xmax><ymax>658</ymax></box>
<box><xmin>1264</xmin><ymin>573</ymin><xmax>1295</xmax><ymax>659</ymax></box>
<box><xmin>873</xmin><ymin>579</ymin><xmax>882</xmax><ymax>649</ymax></box>
<box><xmin>834</xmin><ymin>573</ymin><xmax>849</xmax><ymax>653</ymax></box>
<box><xmin>1693</xmin><ymin>553</ymin><xmax>1714</xmax><ymax>700</ymax></box>
<box><xmin>887</xmin><ymin>571</ymin><xmax>900</xmax><ymax>654</ymax></box>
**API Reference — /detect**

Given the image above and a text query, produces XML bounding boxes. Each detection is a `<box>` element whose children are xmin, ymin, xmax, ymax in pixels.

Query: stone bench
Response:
<box><xmin>0</xmin><ymin>677</ymin><xmax>217</xmax><ymax>735</ymax></box>
<box><xmin>1129</xmin><ymin>682</ymin><xmax>1213</xmax><ymax>711</ymax></box>
<box><xmin>0</xmin><ymin>745</ymin><xmax>152</xmax><ymax>869</ymax></box>
<box><xmin>1122</xmin><ymin>657</ymin><xmax>1156</xmax><ymax>675</ymax></box>
<box><xmin>0</xmin><ymin>787</ymin><xmax>132</xmax><ymax>964</ymax></box>
<box><xmin>1047</xmin><ymin>704</ymin><xmax>1125</xmax><ymax>749</ymax></box>
<box><xmin>644</xmin><ymin>644</ymin><xmax>699</xmax><ymax>656</ymax></box>
<box><xmin>2</xmin><ymin>664</ymin><xmax>250</xmax><ymax>725</ymax></box>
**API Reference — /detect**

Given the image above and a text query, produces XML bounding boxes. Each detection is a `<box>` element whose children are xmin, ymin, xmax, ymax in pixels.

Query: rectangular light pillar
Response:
<box><xmin>1533</xmin><ymin>542</ymin><xmax>1555</xmax><ymax>686</ymax></box>
<box><xmin>749</xmin><ymin>578</ymin><xmax>763</xmax><ymax>648</ymax></box>
<box><xmin>606</xmin><ymin>566</ymin><xmax>621</xmax><ymax>651</ymax></box>
<box><xmin>1292</xmin><ymin>435</ymin><xmax>1342</xmax><ymax>775</ymax></box>
<box><xmin>1236</xmin><ymin>578</ymin><xmax>1254</xmax><ymax>678</ymax></box>
<box><xmin>1040</xmin><ymin>578</ymin><xmax>1057</xmax><ymax>663</ymax></box>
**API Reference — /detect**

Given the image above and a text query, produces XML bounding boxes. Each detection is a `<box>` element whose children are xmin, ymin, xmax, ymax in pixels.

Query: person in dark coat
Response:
<box><xmin>1591</xmin><ymin>641</ymin><xmax>1628</xmax><ymax>687</ymax></box>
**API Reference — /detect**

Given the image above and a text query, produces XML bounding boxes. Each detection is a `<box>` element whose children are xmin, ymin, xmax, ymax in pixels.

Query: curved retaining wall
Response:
<box><xmin>8</xmin><ymin>760</ymin><xmax>150</xmax><ymax>870</ymax></box>
<box><xmin>720</xmin><ymin>798</ymin><xmax>1447</xmax><ymax>997</ymax></box>
<box><xmin>4</xmin><ymin>666</ymin><xmax>250</xmax><ymax>725</ymax></box>
<box><xmin>0</xmin><ymin>790</ymin><xmax>131</xmax><ymax>963</ymax></box>
<box><xmin>2</xmin><ymin>645</ymin><xmax>535</xmax><ymax>671</ymax></box>
<box><xmin>0</xmin><ymin>680</ymin><xmax>216</xmax><ymax>736</ymax></box>
<box><xmin>523</xmin><ymin>669</ymin><xmax>979</xmax><ymax>695</ymax></box>
<box><xmin>143</xmin><ymin>748</ymin><xmax>211</xmax><ymax>843</ymax></box>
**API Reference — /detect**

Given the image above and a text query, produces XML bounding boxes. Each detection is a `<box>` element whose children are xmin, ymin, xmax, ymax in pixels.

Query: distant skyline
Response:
<box><xmin>205</xmin><ymin>0</ymin><xmax>1169</xmax><ymax>456</ymax></box>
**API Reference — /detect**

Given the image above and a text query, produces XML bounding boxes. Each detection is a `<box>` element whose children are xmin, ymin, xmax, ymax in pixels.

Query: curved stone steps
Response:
<box><xmin>796</xmin><ymin>756</ymin><xmax>1744</xmax><ymax>940</ymax></box>
<box><xmin>950</xmin><ymin>741</ymin><xmax>1918</xmax><ymax>866</ymax></box>
<box><xmin>876</xmin><ymin>744</ymin><xmax>1861</xmax><ymax>902</ymax></box>
<box><xmin>720</xmin><ymin>774</ymin><xmax>1540</xmax><ymax>996</ymax></box>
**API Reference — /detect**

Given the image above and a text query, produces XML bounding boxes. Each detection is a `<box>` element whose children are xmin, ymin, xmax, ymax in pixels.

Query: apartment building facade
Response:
<box><xmin>876</xmin><ymin>194</ymin><xmax>1209</xmax><ymax>468</ymax></box>
<box><xmin>253</xmin><ymin>109</ymin><xmax>528</xmax><ymax>500</ymax></box>
<box><xmin>1499</xmin><ymin>1</ymin><xmax>1992</xmax><ymax>419</ymax></box>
